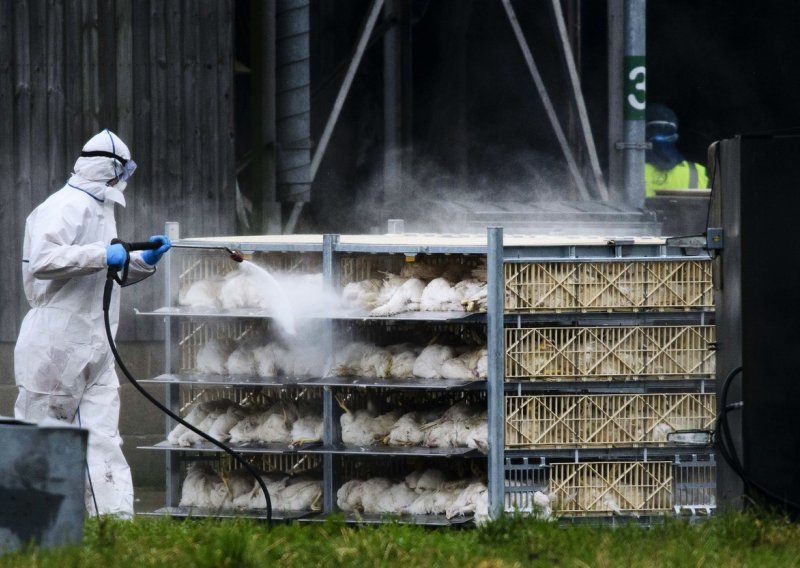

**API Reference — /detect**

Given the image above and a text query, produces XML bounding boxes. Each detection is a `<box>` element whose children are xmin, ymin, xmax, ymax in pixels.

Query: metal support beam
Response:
<box><xmin>550</xmin><ymin>0</ymin><xmax>609</xmax><ymax>201</ymax></box>
<box><xmin>321</xmin><ymin>234</ymin><xmax>340</xmax><ymax>513</ymax></box>
<box><xmin>383</xmin><ymin>0</ymin><xmax>413</xmax><ymax>207</ymax></box>
<box><xmin>487</xmin><ymin>227</ymin><xmax>505</xmax><ymax>519</ymax></box>
<box><xmin>607</xmin><ymin>0</ymin><xmax>624</xmax><ymax>198</ymax></box>
<box><xmin>501</xmin><ymin>0</ymin><xmax>591</xmax><ymax>201</ymax></box>
<box><xmin>252</xmin><ymin>0</ymin><xmax>281</xmax><ymax>234</ymax></box>
<box><xmin>310</xmin><ymin>0</ymin><xmax>385</xmax><ymax>182</ymax></box>
<box><xmin>622</xmin><ymin>0</ymin><xmax>646</xmax><ymax>209</ymax></box>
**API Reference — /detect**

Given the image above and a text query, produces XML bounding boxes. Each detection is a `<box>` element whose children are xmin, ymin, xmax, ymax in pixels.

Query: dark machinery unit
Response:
<box><xmin>714</xmin><ymin>134</ymin><xmax>800</xmax><ymax>510</ymax></box>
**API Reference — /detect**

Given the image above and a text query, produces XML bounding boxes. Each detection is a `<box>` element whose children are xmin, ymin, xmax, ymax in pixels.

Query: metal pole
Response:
<box><xmin>622</xmin><ymin>0</ymin><xmax>646</xmax><ymax>209</ymax></box>
<box><xmin>252</xmin><ymin>0</ymin><xmax>280</xmax><ymax>233</ymax></box>
<box><xmin>607</xmin><ymin>0</ymin><xmax>624</xmax><ymax>199</ymax></box>
<box><xmin>321</xmin><ymin>234</ymin><xmax>340</xmax><ymax>513</ymax></box>
<box><xmin>383</xmin><ymin>0</ymin><xmax>412</xmax><ymax>207</ymax></box>
<box><xmin>551</xmin><ymin>0</ymin><xmax>609</xmax><ymax>201</ymax></box>
<box><xmin>310</xmin><ymin>0</ymin><xmax>385</xmax><ymax>181</ymax></box>
<box><xmin>164</xmin><ymin>221</ymin><xmax>180</xmax><ymax>507</ymax></box>
<box><xmin>501</xmin><ymin>0</ymin><xmax>591</xmax><ymax>201</ymax></box>
<box><xmin>487</xmin><ymin>227</ymin><xmax>505</xmax><ymax>519</ymax></box>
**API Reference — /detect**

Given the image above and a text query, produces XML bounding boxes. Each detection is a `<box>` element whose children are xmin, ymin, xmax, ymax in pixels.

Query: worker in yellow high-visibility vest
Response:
<box><xmin>645</xmin><ymin>103</ymin><xmax>709</xmax><ymax>196</ymax></box>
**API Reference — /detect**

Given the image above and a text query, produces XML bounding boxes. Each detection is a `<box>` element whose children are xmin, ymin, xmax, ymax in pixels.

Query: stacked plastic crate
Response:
<box><xmin>501</xmin><ymin>253</ymin><xmax>717</xmax><ymax>519</ymax></box>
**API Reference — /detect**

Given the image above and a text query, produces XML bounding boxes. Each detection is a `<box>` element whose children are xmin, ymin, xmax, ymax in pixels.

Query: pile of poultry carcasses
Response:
<box><xmin>167</xmin><ymin>398</ymin><xmax>323</xmax><ymax>447</ymax></box>
<box><xmin>178</xmin><ymin>462</ymin><xmax>323</xmax><ymax>512</ymax></box>
<box><xmin>166</xmin><ymin>396</ymin><xmax>488</xmax><ymax>451</ymax></box>
<box><xmin>339</xmin><ymin>399</ymin><xmax>488</xmax><ymax>451</ymax></box>
<box><xmin>340</xmin><ymin>260</ymin><xmax>488</xmax><ymax>315</ymax></box>
<box><xmin>193</xmin><ymin>337</ymin><xmax>488</xmax><ymax>382</ymax></box>
<box><xmin>178</xmin><ymin>260</ymin><xmax>488</xmax><ymax>316</ymax></box>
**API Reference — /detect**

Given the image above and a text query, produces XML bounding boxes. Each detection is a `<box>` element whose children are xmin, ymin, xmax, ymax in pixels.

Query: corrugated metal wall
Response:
<box><xmin>0</xmin><ymin>0</ymin><xmax>237</xmax><ymax>342</ymax></box>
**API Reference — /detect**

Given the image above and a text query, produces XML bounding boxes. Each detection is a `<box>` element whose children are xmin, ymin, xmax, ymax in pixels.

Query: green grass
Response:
<box><xmin>3</xmin><ymin>512</ymin><xmax>800</xmax><ymax>568</ymax></box>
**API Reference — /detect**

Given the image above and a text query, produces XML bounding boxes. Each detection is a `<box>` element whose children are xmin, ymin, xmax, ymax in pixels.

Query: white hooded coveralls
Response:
<box><xmin>14</xmin><ymin>129</ymin><xmax>154</xmax><ymax>517</ymax></box>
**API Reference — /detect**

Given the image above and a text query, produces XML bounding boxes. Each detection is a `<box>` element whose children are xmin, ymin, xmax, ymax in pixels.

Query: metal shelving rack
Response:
<box><xmin>138</xmin><ymin>225</ymin><xmax>715</xmax><ymax>522</ymax></box>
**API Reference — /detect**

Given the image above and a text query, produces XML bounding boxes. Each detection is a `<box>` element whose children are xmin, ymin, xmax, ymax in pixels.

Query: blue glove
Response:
<box><xmin>141</xmin><ymin>235</ymin><xmax>171</xmax><ymax>266</ymax></box>
<box><xmin>107</xmin><ymin>243</ymin><xmax>128</xmax><ymax>270</ymax></box>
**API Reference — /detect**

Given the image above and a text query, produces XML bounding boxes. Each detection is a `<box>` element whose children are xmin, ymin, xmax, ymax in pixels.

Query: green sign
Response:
<box><xmin>624</xmin><ymin>56</ymin><xmax>646</xmax><ymax>120</ymax></box>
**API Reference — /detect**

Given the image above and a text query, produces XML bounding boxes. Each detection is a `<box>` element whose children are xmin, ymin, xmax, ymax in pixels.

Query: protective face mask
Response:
<box><xmin>115</xmin><ymin>180</ymin><xmax>127</xmax><ymax>192</ymax></box>
<box><xmin>121</xmin><ymin>159</ymin><xmax>137</xmax><ymax>181</ymax></box>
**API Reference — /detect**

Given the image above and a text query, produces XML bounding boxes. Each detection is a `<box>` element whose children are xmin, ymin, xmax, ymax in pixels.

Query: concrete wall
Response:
<box><xmin>0</xmin><ymin>341</ymin><xmax>167</xmax><ymax>493</ymax></box>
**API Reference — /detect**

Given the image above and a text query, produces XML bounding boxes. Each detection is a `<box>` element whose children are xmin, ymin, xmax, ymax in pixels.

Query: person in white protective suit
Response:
<box><xmin>14</xmin><ymin>129</ymin><xmax>171</xmax><ymax>517</ymax></box>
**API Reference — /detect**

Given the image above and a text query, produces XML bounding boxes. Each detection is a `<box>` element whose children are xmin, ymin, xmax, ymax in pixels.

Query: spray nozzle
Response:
<box><xmin>226</xmin><ymin>248</ymin><xmax>244</xmax><ymax>263</ymax></box>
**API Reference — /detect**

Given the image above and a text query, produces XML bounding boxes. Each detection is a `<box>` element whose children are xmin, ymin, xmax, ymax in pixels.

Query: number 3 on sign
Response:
<box><xmin>628</xmin><ymin>66</ymin><xmax>646</xmax><ymax>111</ymax></box>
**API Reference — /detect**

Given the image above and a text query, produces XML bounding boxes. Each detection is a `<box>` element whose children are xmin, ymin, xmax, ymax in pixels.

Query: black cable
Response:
<box><xmin>715</xmin><ymin>365</ymin><xmax>800</xmax><ymax>513</ymax></box>
<box><xmin>102</xmin><ymin>256</ymin><xmax>273</xmax><ymax>525</ymax></box>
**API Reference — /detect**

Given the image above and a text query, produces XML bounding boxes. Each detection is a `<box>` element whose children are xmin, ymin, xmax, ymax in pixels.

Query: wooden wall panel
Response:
<box><xmin>0</xmin><ymin>0</ymin><xmax>237</xmax><ymax>342</ymax></box>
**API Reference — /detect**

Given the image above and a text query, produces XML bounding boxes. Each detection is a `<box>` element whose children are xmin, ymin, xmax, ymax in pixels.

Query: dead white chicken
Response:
<box><xmin>220</xmin><ymin>469</ymin><xmax>259</xmax><ymax>509</ymax></box>
<box><xmin>440</xmin><ymin>348</ymin><xmax>488</xmax><ymax>380</ymax></box>
<box><xmin>243</xmin><ymin>472</ymin><xmax>291</xmax><ymax>510</ymax></box>
<box><xmin>385</xmin><ymin>343</ymin><xmax>419</xmax><ymax>379</ymax></box>
<box><xmin>167</xmin><ymin>399</ymin><xmax>231</xmax><ymax>445</ymax></box>
<box><xmin>453</xmin><ymin>279</ymin><xmax>489</xmax><ymax>312</ymax></box>
<box><xmin>340</xmin><ymin>409</ymin><xmax>376</xmax><ymax>446</ymax></box>
<box><xmin>405</xmin><ymin>487</ymin><xmax>464</xmax><ymax>516</ymax></box>
<box><xmin>385</xmin><ymin>411</ymin><xmax>429</xmax><ymax>446</ymax></box>
<box><xmin>423</xmin><ymin>401</ymin><xmax>476</xmax><ymax>448</ymax></box>
<box><xmin>419</xmin><ymin>277</ymin><xmax>463</xmax><ymax>312</ymax></box>
<box><xmin>195</xmin><ymin>338</ymin><xmax>234</xmax><ymax>374</ymax></box>
<box><xmin>336</xmin><ymin>479</ymin><xmax>365</xmax><ymax>512</ymax></box>
<box><xmin>228</xmin><ymin>406</ymin><xmax>271</xmax><ymax>444</ymax></box>
<box><xmin>423</xmin><ymin>420</ymin><xmax>459</xmax><ymax>448</ymax></box>
<box><xmin>446</xmin><ymin>482</ymin><xmax>489</xmax><ymax>521</ymax></box>
<box><xmin>174</xmin><ymin>399</ymin><xmax>239</xmax><ymax>447</ymax></box>
<box><xmin>370</xmin><ymin>278</ymin><xmax>427</xmax><ymax>316</ymax></box>
<box><xmin>358</xmin><ymin>478</ymin><xmax>397</xmax><ymax>513</ymax></box>
<box><xmin>410</xmin><ymin>468</ymin><xmax>447</xmax><ymax>492</ymax></box>
<box><xmin>359</xmin><ymin>346</ymin><xmax>393</xmax><ymax>378</ymax></box>
<box><xmin>207</xmin><ymin>403</ymin><xmax>248</xmax><ymax>441</ymax></box>
<box><xmin>255</xmin><ymin>400</ymin><xmax>300</xmax><ymax>443</ymax></box>
<box><xmin>412</xmin><ymin>344</ymin><xmax>456</xmax><ymax>379</ymax></box>
<box><xmin>338</xmin><ymin>477</ymin><xmax>394</xmax><ymax>513</ymax></box>
<box><xmin>460</xmin><ymin>412</ymin><xmax>489</xmax><ymax>451</ymax></box>
<box><xmin>340</xmin><ymin>402</ymin><xmax>401</xmax><ymax>447</ymax></box>
<box><xmin>226</xmin><ymin>344</ymin><xmax>257</xmax><ymax>375</ymax></box>
<box><xmin>278</xmin><ymin>478</ymin><xmax>324</xmax><ymax>511</ymax></box>
<box><xmin>219</xmin><ymin>268</ymin><xmax>269</xmax><ymax>310</ymax></box>
<box><xmin>179</xmin><ymin>278</ymin><xmax>223</xmax><ymax>309</ymax></box>
<box><xmin>179</xmin><ymin>463</ymin><xmax>226</xmax><ymax>508</ymax></box>
<box><xmin>252</xmin><ymin>343</ymin><xmax>289</xmax><ymax>377</ymax></box>
<box><xmin>330</xmin><ymin>341</ymin><xmax>374</xmax><ymax>376</ymax></box>
<box><xmin>341</xmin><ymin>279</ymin><xmax>383</xmax><ymax>311</ymax></box>
<box><xmin>291</xmin><ymin>413</ymin><xmax>323</xmax><ymax>446</ymax></box>
<box><xmin>364</xmin><ymin>481</ymin><xmax>418</xmax><ymax>514</ymax></box>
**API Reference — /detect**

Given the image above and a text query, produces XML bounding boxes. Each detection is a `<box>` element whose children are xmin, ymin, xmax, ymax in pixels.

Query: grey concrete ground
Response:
<box><xmin>1</xmin><ymin>341</ymin><xmax>169</xmax><ymax>513</ymax></box>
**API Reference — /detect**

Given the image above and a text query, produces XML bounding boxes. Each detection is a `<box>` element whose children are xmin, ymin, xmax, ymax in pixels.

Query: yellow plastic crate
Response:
<box><xmin>550</xmin><ymin>461</ymin><xmax>673</xmax><ymax>516</ymax></box>
<box><xmin>505</xmin><ymin>260</ymin><xmax>713</xmax><ymax>312</ymax></box>
<box><xmin>505</xmin><ymin>325</ymin><xmax>716</xmax><ymax>380</ymax></box>
<box><xmin>505</xmin><ymin>393</ymin><xmax>716</xmax><ymax>448</ymax></box>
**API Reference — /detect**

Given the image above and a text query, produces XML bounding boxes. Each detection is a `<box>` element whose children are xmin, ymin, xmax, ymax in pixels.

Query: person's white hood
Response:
<box><xmin>68</xmin><ymin>129</ymin><xmax>132</xmax><ymax>207</ymax></box>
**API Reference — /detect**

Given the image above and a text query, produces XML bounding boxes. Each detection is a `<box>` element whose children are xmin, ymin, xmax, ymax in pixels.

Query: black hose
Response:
<box><xmin>102</xmin><ymin>258</ymin><xmax>272</xmax><ymax>525</ymax></box>
<box><xmin>715</xmin><ymin>365</ymin><xmax>800</xmax><ymax>513</ymax></box>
